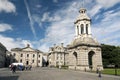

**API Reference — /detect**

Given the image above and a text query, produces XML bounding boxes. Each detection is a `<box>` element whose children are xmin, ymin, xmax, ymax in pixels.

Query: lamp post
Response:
<box><xmin>115</xmin><ymin>64</ymin><xmax>118</xmax><ymax>76</ymax></box>
<box><xmin>59</xmin><ymin>62</ymin><xmax>61</xmax><ymax>69</ymax></box>
<box><xmin>49</xmin><ymin>58</ymin><xmax>51</xmax><ymax>67</ymax></box>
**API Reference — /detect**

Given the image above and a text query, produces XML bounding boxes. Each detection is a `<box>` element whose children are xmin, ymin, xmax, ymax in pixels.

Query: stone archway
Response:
<box><xmin>88</xmin><ymin>51</ymin><xmax>95</xmax><ymax>69</ymax></box>
<box><xmin>73</xmin><ymin>52</ymin><xmax>77</xmax><ymax>66</ymax></box>
<box><xmin>26</xmin><ymin>61</ymin><xmax>29</xmax><ymax>65</ymax></box>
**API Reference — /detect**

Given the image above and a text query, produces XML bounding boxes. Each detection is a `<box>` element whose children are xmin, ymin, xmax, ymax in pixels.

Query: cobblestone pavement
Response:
<box><xmin>0</xmin><ymin>67</ymin><xmax>120</xmax><ymax>80</ymax></box>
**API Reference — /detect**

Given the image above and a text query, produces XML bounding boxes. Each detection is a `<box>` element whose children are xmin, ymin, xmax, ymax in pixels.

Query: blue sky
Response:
<box><xmin>0</xmin><ymin>0</ymin><xmax>120</xmax><ymax>52</ymax></box>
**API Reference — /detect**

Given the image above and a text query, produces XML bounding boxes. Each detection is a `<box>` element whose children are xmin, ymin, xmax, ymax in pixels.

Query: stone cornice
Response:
<box><xmin>74</xmin><ymin>19</ymin><xmax>91</xmax><ymax>24</ymax></box>
<box><xmin>67</xmin><ymin>44</ymin><xmax>101</xmax><ymax>49</ymax></box>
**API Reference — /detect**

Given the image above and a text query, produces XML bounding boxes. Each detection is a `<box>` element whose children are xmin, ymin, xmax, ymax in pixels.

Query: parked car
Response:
<box><xmin>9</xmin><ymin>63</ymin><xmax>25</xmax><ymax>71</ymax></box>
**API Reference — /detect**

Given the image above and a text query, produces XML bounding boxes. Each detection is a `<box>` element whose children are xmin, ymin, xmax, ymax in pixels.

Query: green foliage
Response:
<box><xmin>101</xmin><ymin>44</ymin><xmax>120</xmax><ymax>67</ymax></box>
<box><xmin>102</xmin><ymin>68</ymin><xmax>120</xmax><ymax>76</ymax></box>
<box><xmin>61</xmin><ymin>65</ymin><xmax>68</xmax><ymax>69</ymax></box>
<box><xmin>56</xmin><ymin>65</ymin><xmax>68</xmax><ymax>69</ymax></box>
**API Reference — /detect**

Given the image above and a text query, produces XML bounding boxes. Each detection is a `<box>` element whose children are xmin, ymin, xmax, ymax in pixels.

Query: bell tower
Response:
<box><xmin>67</xmin><ymin>7</ymin><xmax>103</xmax><ymax>71</ymax></box>
<box><xmin>74</xmin><ymin>8</ymin><xmax>91</xmax><ymax>38</ymax></box>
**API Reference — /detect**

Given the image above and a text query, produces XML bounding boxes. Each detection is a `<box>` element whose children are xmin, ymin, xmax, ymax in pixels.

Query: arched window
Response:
<box><xmin>32</xmin><ymin>60</ymin><xmax>34</xmax><ymax>63</ymax></box>
<box><xmin>86</xmin><ymin>24</ymin><xmax>88</xmax><ymax>34</ymax></box>
<box><xmin>27</xmin><ymin>54</ymin><xmax>29</xmax><ymax>57</ymax></box>
<box><xmin>81</xmin><ymin>24</ymin><xmax>84</xmax><ymax>34</ymax></box>
<box><xmin>33</xmin><ymin>54</ymin><xmax>35</xmax><ymax>58</ymax></box>
<box><xmin>20</xmin><ymin>59</ymin><xmax>22</xmax><ymax>63</ymax></box>
<box><xmin>21</xmin><ymin>54</ymin><xmax>23</xmax><ymax>57</ymax></box>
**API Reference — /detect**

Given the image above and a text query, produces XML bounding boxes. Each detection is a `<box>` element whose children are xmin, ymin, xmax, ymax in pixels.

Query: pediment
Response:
<box><xmin>22</xmin><ymin>47</ymin><xmax>35</xmax><ymax>51</ymax></box>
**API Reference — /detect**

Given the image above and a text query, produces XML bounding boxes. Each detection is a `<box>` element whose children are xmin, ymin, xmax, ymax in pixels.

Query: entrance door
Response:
<box><xmin>73</xmin><ymin>52</ymin><xmax>77</xmax><ymax>67</ymax></box>
<box><xmin>26</xmin><ymin>61</ymin><xmax>29</xmax><ymax>65</ymax></box>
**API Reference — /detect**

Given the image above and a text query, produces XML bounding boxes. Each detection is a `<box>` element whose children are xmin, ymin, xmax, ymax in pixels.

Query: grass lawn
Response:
<box><xmin>102</xmin><ymin>68</ymin><xmax>120</xmax><ymax>76</ymax></box>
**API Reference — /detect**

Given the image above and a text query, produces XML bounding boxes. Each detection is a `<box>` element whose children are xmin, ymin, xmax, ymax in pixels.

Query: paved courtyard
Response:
<box><xmin>0</xmin><ymin>67</ymin><xmax>120</xmax><ymax>80</ymax></box>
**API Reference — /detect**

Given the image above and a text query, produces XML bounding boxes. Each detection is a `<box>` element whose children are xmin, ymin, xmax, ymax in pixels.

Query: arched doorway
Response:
<box><xmin>26</xmin><ymin>61</ymin><xmax>29</xmax><ymax>65</ymax></box>
<box><xmin>88</xmin><ymin>51</ymin><xmax>95</xmax><ymax>69</ymax></box>
<box><xmin>73</xmin><ymin>52</ymin><xmax>77</xmax><ymax>66</ymax></box>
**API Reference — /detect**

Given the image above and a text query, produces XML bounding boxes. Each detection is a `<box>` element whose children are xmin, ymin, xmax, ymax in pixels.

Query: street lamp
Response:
<box><xmin>59</xmin><ymin>62</ymin><xmax>62</xmax><ymax>69</ymax></box>
<box><xmin>49</xmin><ymin>58</ymin><xmax>51</xmax><ymax>67</ymax></box>
<box><xmin>115</xmin><ymin>64</ymin><xmax>118</xmax><ymax>76</ymax></box>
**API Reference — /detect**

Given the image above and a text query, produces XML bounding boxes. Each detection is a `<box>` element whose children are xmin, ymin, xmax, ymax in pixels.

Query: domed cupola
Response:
<box><xmin>74</xmin><ymin>8</ymin><xmax>91</xmax><ymax>38</ymax></box>
<box><xmin>75</xmin><ymin>8</ymin><xmax>90</xmax><ymax>22</ymax></box>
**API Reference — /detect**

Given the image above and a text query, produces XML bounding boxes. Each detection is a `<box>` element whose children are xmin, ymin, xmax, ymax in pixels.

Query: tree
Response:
<box><xmin>101</xmin><ymin>44</ymin><xmax>120</xmax><ymax>68</ymax></box>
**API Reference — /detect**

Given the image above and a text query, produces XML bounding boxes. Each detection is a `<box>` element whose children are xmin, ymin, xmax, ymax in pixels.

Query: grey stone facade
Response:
<box><xmin>10</xmin><ymin>44</ymin><xmax>43</xmax><ymax>67</ymax></box>
<box><xmin>48</xmin><ymin>43</ymin><xmax>68</xmax><ymax>67</ymax></box>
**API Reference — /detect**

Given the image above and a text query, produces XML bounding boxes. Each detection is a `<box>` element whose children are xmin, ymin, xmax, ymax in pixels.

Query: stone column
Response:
<box><xmin>79</xmin><ymin>25</ymin><xmax>81</xmax><ymax>35</ymax></box>
<box><xmin>55</xmin><ymin>53</ymin><xmax>57</xmax><ymax>66</ymax></box>
<box><xmin>88</xmin><ymin>24</ymin><xmax>91</xmax><ymax>34</ymax></box>
<box><xmin>75</xmin><ymin>25</ymin><xmax>80</xmax><ymax>36</ymax></box>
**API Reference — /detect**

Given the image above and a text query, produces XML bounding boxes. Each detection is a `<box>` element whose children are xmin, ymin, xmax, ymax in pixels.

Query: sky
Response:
<box><xmin>0</xmin><ymin>0</ymin><xmax>120</xmax><ymax>52</ymax></box>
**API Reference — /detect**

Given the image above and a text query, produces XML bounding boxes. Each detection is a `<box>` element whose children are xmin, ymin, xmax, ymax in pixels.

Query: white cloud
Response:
<box><xmin>96</xmin><ymin>0</ymin><xmax>120</xmax><ymax>9</ymax></box>
<box><xmin>0</xmin><ymin>35</ymin><xmax>22</xmax><ymax>51</ymax></box>
<box><xmin>38</xmin><ymin>1</ymin><xmax>82</xmax><ymax>52</ymax></box>
<box><xmin>20</xmin><ymin>40</ymin><xmax>33</xmax><ymax>48</ymax></box>
<box><xmin>0</xmin><ymin>35</ymin><xmax>34</xmax><ymax>51</ymax></box>
<box><xmin>38</xmin><ymin>44</ymin><xmax>49</xmax><ymax>52</ymax></box>
<box><xmin>0</xmin><ymin>0</ymin><xmax>119</xmax><ymax>53</ymax></box>
<box><xmin>31</xmin><ymin>0</ymin><xmax>120</xmax><ymax>52</ymax></box>
<box><xmin>88</xmin><ymin>4</ymin><xmax>102</xmax><ymax>17</ymax></box>
<box><xmin>0</xmin><ymin>0</ymin><xmax>16</xmax><ymax>13</ymax></box>
<box><xmin>92</xmin><ymin>18</ymin><xmax>120</xmax><ymax>46</ymax></box>
<box><xmin>0</xmin><ymin>23</ymin><xmax>12</xmax><ymax>32</ymax></box>
<box><xmin>92</xmin><ymin>6</ymin><xmax>120</xmax><ymax>45</ymax></box>
<box><xmin>36</xmin><ymin>5</ymin><xmax>41</xmax><ymax>8</ymax></box>
<box><xmin>41</xmin><ymin>12</ymin><xmax>49</xmax><ymax>21</ymax></box>
<box><xmin>102</xmin><ymin>10</ymin><xmax>120</xmax><ymax>22</ymax></box>
<box><xmin>32</xmin><ymin>15</ymin><xmax>42</xmax><ymax>28</ymax></box>
<box><xmin>41</xmin><ymin>12</ymin><xmax>61</xmax><ymax>22</ymax></box>
<box><xmin>87</xmin><ymin>0</ymin><xmax>120</xmax><ymax>17</ymax></box>
<box><xmin>53</xmin><ymin>0</ymin><xmax>58</xmax><ymax>3</ymax></box>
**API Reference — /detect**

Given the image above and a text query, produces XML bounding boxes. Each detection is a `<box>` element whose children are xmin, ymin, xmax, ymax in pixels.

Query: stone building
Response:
<box><xmin>48</xmin><ymin>8</ymin><xmax>103</xmax><ymax>71</ymax></box>
<box><xmin>67</xmin><ymin>8</ymin><xmax>103</xmax><ymax>71</ymax></box>
<box><xmin>0</xmin><ymin>42</ymin><xmax>7</xmax><ymax>68</ymax></box>
<box><xmin>48</xmin><ymin>43</ymin><xmax>68</xmax><ymax>67</ymax></box>
<box><xmin>10</xmin><ymin>44</ymin><xmax>43</xmax><ymax>67</ymax></box>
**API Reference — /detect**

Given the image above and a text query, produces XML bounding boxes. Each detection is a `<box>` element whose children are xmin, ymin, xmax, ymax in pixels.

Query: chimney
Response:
<box><xmin>61</xmin><ymin>43</ymin><xmax>64</xmax><ymax>47</ymax></box>
<box><xmin>54</xmin><ymin>44</ymin><xmax>56</xmax><ymax>47</ymax></box>
<box><xmin>27</xmin><ymin>44</ymin><xmax>30</xmax><ymax>47</ymax></box>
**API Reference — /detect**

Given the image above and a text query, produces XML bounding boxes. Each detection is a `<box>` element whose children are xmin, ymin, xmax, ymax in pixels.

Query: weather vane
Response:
<box><xmin>82</xmin><ymin>0</ymin><xmax>85</xmax><ymax>8</ymax></box>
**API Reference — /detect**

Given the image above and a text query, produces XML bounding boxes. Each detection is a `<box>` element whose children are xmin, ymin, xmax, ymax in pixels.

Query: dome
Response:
<box><xmin>68</xmin><ymin>37</ymin><xmax>100</xmax><ymax>48</ymax></box>
<box><xmin>76</xmin><ymin>14</ymin><xmax>90</xmax><ymax>20</ymax></box>
<box><xmin>75</xmin><ymin>8</ymin><xmax>90</xmax><ymax>23</ymax></box>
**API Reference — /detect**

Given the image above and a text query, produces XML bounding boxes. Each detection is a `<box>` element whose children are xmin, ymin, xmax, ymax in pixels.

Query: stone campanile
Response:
<box><xmin>67</xmin><ymin>8</ymin><xmax>103</xmax><ymax>71</ymax></box>
<box><xmin>75</xmin><ymin>8</ymin><xmax>91</xmax><ymax>38</ymax></box>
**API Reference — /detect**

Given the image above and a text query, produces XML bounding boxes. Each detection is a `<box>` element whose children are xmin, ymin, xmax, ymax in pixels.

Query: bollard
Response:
<box><xmin>98</xmin><ymin>70</ymin><xmax>102</xmax><ymax>78</ymax></box>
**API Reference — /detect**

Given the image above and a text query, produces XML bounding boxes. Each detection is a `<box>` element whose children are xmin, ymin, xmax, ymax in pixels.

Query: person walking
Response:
<box><xmin>98</xmin><ymin>68</ymin><xmax>102</xmax><ymax>78</ymax></box>
<box><xmin>12</xmin><ymin>65</ymin><xmax>17</xmax><ymax>73</ymax></box>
